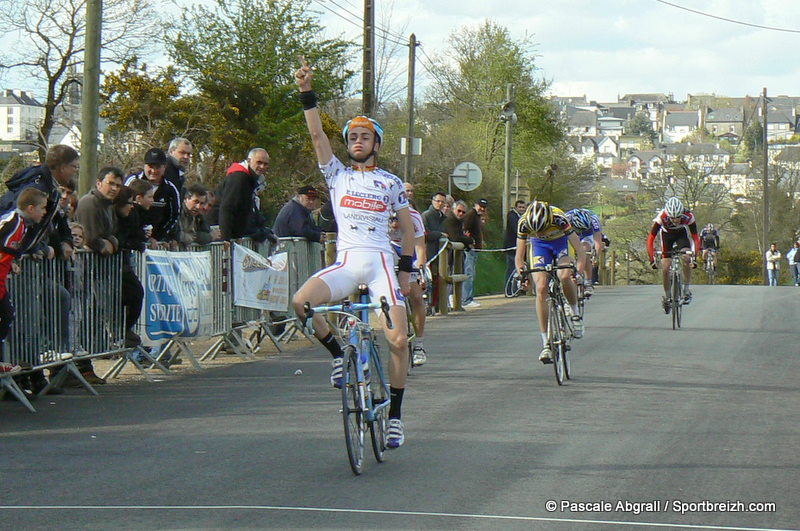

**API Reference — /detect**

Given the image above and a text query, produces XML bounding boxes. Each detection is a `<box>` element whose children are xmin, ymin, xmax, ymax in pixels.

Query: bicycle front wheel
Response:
<box><xmin>671</xmin><ymin>273</ymin><xmax>682</xmax><ymax>330</ymax></box>
<box><xmin>548</xmin><ymin>300</ymin><xmax>566</xmax><ymax>385</ymax></box>
<box><xmin>559</xmin><ymin>304</ymin><xmax>572</xmax><ymax>380</ymax></box>
<box><xmin>505</xmin><ymin>273</ymin><xmax>522</xmax><ymax>297</ymax></box>
<box><xmin>341</xmin><ymin>345</ymin><xmax>366</xmax><ymax>475</ymax></box>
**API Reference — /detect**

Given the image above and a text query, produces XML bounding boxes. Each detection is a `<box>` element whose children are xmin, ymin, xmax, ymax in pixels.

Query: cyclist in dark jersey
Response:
<box><xmin>700</xmin><ymin>223</ymin><xmax>719</xmax><ymax>264</ymax></box>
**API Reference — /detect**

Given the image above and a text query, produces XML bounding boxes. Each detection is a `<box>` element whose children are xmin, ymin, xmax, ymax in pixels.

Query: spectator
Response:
<box><xmin>443</xmin><ymin>200</ymin><xmax>473</xmax><ymax>308</ymax></box>
<box><xmin>125</xmin><ymin>148</ymin><xmax>181</xmax><ymax>247</ymax></box>
<box><xmin>273</xmin><ymin>185</ymin><xmax>322</xmax><ymax>242</ymax></box>
<box><xmin>0</xmin><ymin>144</ymin><xmax>76</xmax><ymax>260</ymax></box>
<box><xmin>214</xmin><ymin>147</ymin><xmax>276</xmax><ymax>244</ymax></box>
<box><xmin>112</xmin><ymin>185</ymin><xmax>145</xmax><ymax>348</ymax></box>
<box><xmin>504</xmin><ymin>200</ymin><xmax>526</xmax><ymax>286</ymax></box>
<box><xmin>765</xmin><ymin>242</ymin><xmax>781</xmax><ymax>286</ymax></box>
<box><xmin>59</xmin><ymin>179</ymin><xmax>77</xmax><ymax>220</ymax></box>
<box><xmin>788</xmin><ymin>241</ymin><xmax>800</xmax><ymax>286</ymax></box>
<box><xmin>74</xmin><ymin>167</ymin><xmax>127</xmax><ymax>384</ymax></box>
<box><xmin>421</xmin><ymin>191</ymin><xmax>447</xmax><ymax>310</ymax></box>
<box><xmin>0</xmin><ymin>189</ymin><xmax>48</xmax><ymax>384</ymax></box>
<box><xmin>404</xmin><ymin>181</ymin><xmax>416</xmax><ymax>209</ymax></box>
<box><xmin>70</xmin><ymin>222</ymin><xmax>86</xmax><ymax>250</ymax></box>
<box><xmin>316</xmin><ymin>198</ymin><xmax>337</xmax><ymax>233</ymax></box>
<box><xmin>461</xmin><ymin>198</ymin><xmax>488</xmax><ymax>308</ymax></box>
<box><xmin>165</xmin><ymin>137</ymin><xmax>193</xmax><ymax>192</ymax></box>
<box><xmin>127</xmin><ymin>178</ymin><xmax>158</xmax><ymax>250</ymax></box>
<box><xmin>179</xmin><ymin>183</ymin><xmax>219</xmax><ymax>247</ymax></box>
<box><xmin>201</xmin><ymin>189</ymin><xmax>216</xmax><ymax>221</ymax></box>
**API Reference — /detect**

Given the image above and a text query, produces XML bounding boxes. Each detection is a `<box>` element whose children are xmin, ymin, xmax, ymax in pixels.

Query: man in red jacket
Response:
<box><xmin>213</xmin><ymin>148</ymin><xmax>276</xmax><ymax>244</ymax></box>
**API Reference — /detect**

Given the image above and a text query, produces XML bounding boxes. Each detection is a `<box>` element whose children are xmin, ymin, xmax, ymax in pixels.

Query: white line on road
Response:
<box><xmin>0</xmin><ymin>505</ymin><xmax>794</xmax><ymax>531</ymax></box>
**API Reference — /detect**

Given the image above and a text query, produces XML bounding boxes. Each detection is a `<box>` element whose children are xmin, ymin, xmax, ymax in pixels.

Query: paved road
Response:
<box><xmin>1</xmin><ymin>285</ymin><xmax>799</xmax><ymax>530</ymax></box>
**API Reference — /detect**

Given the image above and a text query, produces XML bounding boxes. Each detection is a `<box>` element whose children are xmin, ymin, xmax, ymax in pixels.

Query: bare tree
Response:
<box><xmin>0</xmin><ymin>0</ymin><xmax>155</xmax><ymax>159</ymax></box>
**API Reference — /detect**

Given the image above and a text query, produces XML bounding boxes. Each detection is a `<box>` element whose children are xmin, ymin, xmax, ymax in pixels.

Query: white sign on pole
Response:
<box><xmin>451</xmin><ymin>162</ymin><xmax>482</xmax><ymax>192</ymax></box>
<box><xmin>400</xmin><ymin>137</ymin><xmax>422</xmax><ymax>155</ymax></box>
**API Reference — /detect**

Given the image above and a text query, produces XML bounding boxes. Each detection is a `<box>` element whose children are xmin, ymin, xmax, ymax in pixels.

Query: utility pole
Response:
<box><xmin>80</xmin><ymin>0</ymin><xmax>102</xmax><ymax>196</ymax></box>
<box><xmin>362</xmin><ymin>0</ymin><xmax>375</xmax><ymax>116</ymax></box>
<box><xmin>403</xmin><ymin>33</ymin><xmax>417</xmax><ymax>182</ymax></box>
<box><xmin>502</xmin><ymin>83</ymin><xmax>515</xmax><ymax>217</ymax></box>
<box><xmin>762</xmin><ymin>87</ymin><xmax>769</xmax><ymax>285</ymax></box>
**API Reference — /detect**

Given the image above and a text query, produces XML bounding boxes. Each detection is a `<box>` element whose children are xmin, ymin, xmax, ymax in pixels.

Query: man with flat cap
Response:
<box><xmin>273</xmin><ymin>185</ymin><xmax>323</xmax><ymax>242</ymax></box>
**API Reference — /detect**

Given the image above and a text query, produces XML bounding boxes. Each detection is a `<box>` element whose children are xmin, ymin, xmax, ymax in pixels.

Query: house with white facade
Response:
<box><xmin>598</xmin><ymin>116</ymin><xmax>624</xmax><ymax>138</ymax></box>
<box><xmin>595</xmin><ymin>136</ymin><xmax>619</xmax><ymax>167</ymax></box>
<box><xmin>0</xmin><ymin>89</ymin><xmax>44</xmax><ymax>143</ymax></box>
<box><xmin>709</xmin><ymin>162</ymin><xmax>754</xmax><ymax>196</ymax></box>
<box><xmin>661</xmin><ymin>110</ymin><xmax>701</xmax><ymax>143</ymax></box>
<box><xmin>627</xmin><ymin>150</ymin><xmax>666</xmax><ymax>180</ymax></box>
<box><xmin>664</xmin><ymin>143</ymin><xmax>732</xmax><ymax>174</ymax></box>
<box><xmin>566</xmin><ymin>109</ymin><xmax>598</xmax><ymax>137</ymax></box>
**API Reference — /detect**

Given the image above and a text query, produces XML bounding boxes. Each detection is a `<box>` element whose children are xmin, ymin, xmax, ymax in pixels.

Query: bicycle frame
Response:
<box><xmin>303</xmin><ymin>290</ymin><xmax>393</xmax><ymax>474</ymax></box>
<box><xmin>307</xmin><ymin>297</ymin><xmax>391</xmax><ymax>424</ymax></box>
<box><xmin>524</xmin><ymin>263</ymin><xmax>576</xmax><ymax>385</ymax></box>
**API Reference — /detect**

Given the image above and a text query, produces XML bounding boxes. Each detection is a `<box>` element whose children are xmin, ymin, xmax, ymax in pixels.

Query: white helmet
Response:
<box><xmin>521</xmin><ymin>200</ymin><xmax>551</xmax><ymax>233</ymax></box>
<box><xmin>664</xmin><ymin>197</ymin><xmax>684</xmax><ymax>218</ymax></box>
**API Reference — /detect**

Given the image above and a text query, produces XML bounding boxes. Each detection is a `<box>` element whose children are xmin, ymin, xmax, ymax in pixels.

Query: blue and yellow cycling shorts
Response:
<box><xmin>529</xmin><ymin>235</ymin><xmax>570</xmax><ymax>267</ymax></box>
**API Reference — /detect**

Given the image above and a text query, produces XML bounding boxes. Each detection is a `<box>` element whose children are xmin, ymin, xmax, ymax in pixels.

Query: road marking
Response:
<box><xmin>0</xmin><ymin>505</ymin><xmax>794</xmax><ymax>531</ymax></box>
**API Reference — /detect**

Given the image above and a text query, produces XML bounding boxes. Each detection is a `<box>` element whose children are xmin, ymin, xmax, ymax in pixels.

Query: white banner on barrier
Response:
<box><xmin>141</xmin><ymin>250</ymin><xmax>215</xmax><ymax>343</ymax></box>
<box><xmin>233</xmin><ymin>243</ymin><xmax>289</xmax><ymax>311</ymax></box>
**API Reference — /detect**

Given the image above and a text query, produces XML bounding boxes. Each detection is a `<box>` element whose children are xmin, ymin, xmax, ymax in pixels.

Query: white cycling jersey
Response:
<box><xmin>321</xmin><ymin>156</ymin><xmax>409</xmax><ymax>254</ymax></box>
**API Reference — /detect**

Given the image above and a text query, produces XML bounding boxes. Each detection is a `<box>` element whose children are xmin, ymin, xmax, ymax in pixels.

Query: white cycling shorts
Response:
<box><xmin>312</xmin><ymin>250</ymin><xmax>405</xmax><ymax>306</ymax></box>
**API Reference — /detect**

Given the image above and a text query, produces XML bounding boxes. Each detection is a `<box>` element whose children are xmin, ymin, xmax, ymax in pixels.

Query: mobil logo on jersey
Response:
<box><xmin>341</xmin><ymin>190</ymin><xmax>389</xmax><ymax>212</ymax></box>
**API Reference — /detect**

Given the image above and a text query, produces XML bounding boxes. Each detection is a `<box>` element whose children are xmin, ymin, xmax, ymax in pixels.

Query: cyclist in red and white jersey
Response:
<box><xmin>647</xmin><ymin>197</ymin><xmax>701</xmax><ymax>311</ymax></box>
<box><xmin>293</xmin><ymin>58</ymin><xmax>414</xmax><ymax>449</ymax></box>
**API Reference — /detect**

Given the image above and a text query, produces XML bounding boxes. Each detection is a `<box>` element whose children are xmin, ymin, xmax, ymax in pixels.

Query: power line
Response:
<box><xmin>654</xmin><ymin>0</ymin><xmax>800</xmax><ymax>33</ymax></box>
<box><xmin>315</xmin><ymin>0</ymin><xmax>410</xmax><ymax>47</ymax></box>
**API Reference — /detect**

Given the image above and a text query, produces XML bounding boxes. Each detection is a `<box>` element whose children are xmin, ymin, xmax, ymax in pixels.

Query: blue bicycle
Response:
<box><xmin>303</xmin><ymin>285</ymin><xmax>393</xmax><ymax>475</ymax></box>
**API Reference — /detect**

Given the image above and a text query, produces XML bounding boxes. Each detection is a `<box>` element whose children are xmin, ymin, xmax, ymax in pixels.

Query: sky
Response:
<box><xmin>3</xmin><ymin>0</ymin><xmax>800</xmax><ymax>104</ymax></box>
<box><xmin>311</xmin><ymin>0</ymin><xmax>800</xmax><ymax>103</ymax></box>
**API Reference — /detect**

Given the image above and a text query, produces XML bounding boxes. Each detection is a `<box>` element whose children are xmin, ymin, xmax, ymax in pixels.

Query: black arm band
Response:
<box><xmin>299</xmin><ymin>90</ymin><xmax>318</xmax><ymax>110</ymax></box>
<box><xmin>398</xmin><ymin>255</ymin><xmax>414</xmax><ymax>273</ymax></box>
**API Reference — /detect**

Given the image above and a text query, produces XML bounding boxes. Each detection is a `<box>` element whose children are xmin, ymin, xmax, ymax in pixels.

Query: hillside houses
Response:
<box><xmin>553</xmin><ymin>91</ymin><xmax>800</xmax><ymax>197</ymax></box>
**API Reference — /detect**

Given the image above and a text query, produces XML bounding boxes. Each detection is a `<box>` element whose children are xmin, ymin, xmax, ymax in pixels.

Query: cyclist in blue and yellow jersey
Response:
<box><xmin>293</xmin><ymin>57</ymin><xmax>413</xmax><ymax>449</ymax></box>
<box><xmin>515</xmin><ymin>200</ymin><xmax>587</xmax><ymax>364</ymax></box>
<box><xmin>565</xmin><ymin>208</ymin><xmax>603</xmax><ymax>295</ymax></box>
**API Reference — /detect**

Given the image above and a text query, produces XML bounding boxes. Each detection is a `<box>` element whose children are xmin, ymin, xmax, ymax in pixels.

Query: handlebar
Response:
<box><xmin>301</xmin><ymin>295</ymin><xmax>394</xmax><ymax>334</ymax></box>
<box><xmin>520</xmin><ymin>263</ymin><xmax>577</xmax><ymax>276</ymax></box>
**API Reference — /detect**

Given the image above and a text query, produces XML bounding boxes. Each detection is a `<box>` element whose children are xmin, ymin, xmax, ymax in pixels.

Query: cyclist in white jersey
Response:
<box><xmin>294</xmin><ymin>58</ymin><xmax>414</xmax><ymax>449</ymax></box>
<box><xmin>389</xmin><ymin>207</ymin><xmax>428</xmax><ymax>366</ymax></box>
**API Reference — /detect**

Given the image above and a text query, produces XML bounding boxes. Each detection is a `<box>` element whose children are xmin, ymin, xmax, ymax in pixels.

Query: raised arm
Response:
<box><xmin>295</xmin><ymin>57</ymin><xmax>333</xmax><ymax>166</ymax></box>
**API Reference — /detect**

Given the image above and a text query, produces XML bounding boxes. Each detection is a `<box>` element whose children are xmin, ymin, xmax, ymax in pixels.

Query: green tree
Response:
<box><xmin>411</xmin><ymin>20</ymin><xmax>564</xmax><ymax>241</ymax></box>
<box><xmin>626</xmin><ymin>112</ymin><xmax>656</xmax><ymax>144</ymax></box>
<box><xmin>742</xmin><ymin>121</ymin><xmax>764</xmax><ymax>160</ymax></box>
<box><xmin>165</xmin><ymin>0</ymin><xmax>354</xmax><ymax>165</ymax></box>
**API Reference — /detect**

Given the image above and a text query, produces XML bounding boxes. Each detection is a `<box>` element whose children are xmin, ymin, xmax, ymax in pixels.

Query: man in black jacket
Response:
<box><xmin>504</xmin><ymin>200</ymin><xmax>526</xmax><ymax>284</ymax></box>
<box><xmin>124</xmin><ymin>148</ymin><xmax>182</xmax><ymax>247</ymax></box>
<box><xmin>214</xmin><ymin>148</ymin><xmax>276</xmax><ymax>244</ymax></box>
<box><xmin>273</xmin><ymin>185</ymin><xmax>322</xmax><ymax>242</ymax></box>
<box><xmin>421</xmin><ymin>191</ymin><xmax>447</xmax><ymax>309</ymax></box>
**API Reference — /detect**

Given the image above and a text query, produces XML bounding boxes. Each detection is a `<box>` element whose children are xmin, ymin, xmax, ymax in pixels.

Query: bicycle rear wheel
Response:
<box><xmin>548</xmin><ymin>300</ymin><xmax>565</xmax><ymax>385</ymax></box>
<box><xmin>341</xmin><ymin>345</ymin><xmax>365</xmax><ymax>475</ymax></box>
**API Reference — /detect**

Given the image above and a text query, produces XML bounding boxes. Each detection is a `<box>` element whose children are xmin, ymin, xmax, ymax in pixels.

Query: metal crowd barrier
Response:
<box><xmin>1</xmin><ymin>237</ymin><xmax>325</xmax><ymax>410</ymax></box>
<box><xmin>1</xmin><ymin>252</ymin><xmax>125</xmax><ymax>410</ymax></box>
